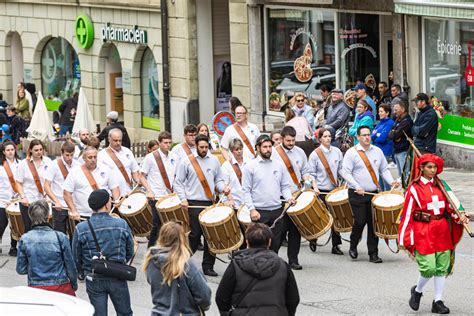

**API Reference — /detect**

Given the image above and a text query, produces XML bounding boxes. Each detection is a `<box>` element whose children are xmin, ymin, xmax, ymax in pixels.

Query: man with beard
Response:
<box><xmin>377</xmin><ymin>82</ymin><xmax>392</xmax><ymax>107</ymax></box>
<box><xmin>74</xmin><ymin>129</ymin><xmax>90</xmax><ymax>162</ymax></box>
<box><xmin>319</xmin><ymin>89</ymin><xmax>351</xmax><ymax>147</ymax></box>
<box><xmin>174</xmin><ymin>134</ymin><xmax>230</xmax><ymax>277</ymax></box>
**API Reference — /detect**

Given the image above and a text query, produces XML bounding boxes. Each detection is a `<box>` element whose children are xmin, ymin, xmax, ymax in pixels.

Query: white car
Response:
<box><xmin>0</xmin><ymin>286</ymin><xmax>94</xmax><ymax>316</ymax></box>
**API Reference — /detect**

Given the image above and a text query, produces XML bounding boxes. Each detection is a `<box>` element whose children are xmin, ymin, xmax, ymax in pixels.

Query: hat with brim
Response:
<box><xmin>417</xmin><ymin>153</ymin><xmax>444</xmax><ymax>175</ymax></box>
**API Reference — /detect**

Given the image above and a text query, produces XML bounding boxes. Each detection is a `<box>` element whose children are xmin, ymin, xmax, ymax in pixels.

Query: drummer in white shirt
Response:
<box><xmin>0</xmin><ymin>140</ymin><xmax>20</xmax><ymax>256</ymax></box>
<box><xmin>221</xmin><ymin>139</ymin><xmax>249</xmax><ymax>208</ymax></box>
<box><xmin>171</xmin><ymin>124</ymin><xmax>197</xmax><ymax>163</ymax></box>
<box><xmin>140</xmin><ymin>131</ymin><xmax>178</xmax><ymax>248</ymax></box>
<box><xmin>97</xmin><ymin>129</ymin><xmax>140</xmax><ymax>196</ymax></box>
<box><xmin>64</xmin><ymin>146</ymin><xmax>120</xmax><ymax>220</ymax></box>
<box><xmin>220</xmin><ymin>105</ymin><xmax>260</xmax><ymax>161</ymax></box>
<box><xmin>44</xmin><ymin>141</ymin><xmax>80</xmax><ymax>234</ymax></box>
<box><xmin>16</xmin><ymin>139</ymin><xmax>52</xmax><ymax>232</ymax></box>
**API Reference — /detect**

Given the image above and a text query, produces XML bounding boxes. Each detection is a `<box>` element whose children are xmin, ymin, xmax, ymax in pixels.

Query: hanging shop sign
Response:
<box><xmin>101</xmin><ymin>23</ymin><xmax>147</xmax><ymax>44</ymax></box>
<box><xmin>75</xmin><ymin>14</ymin><xmax>94</xmax><ymax>49</ymax></box>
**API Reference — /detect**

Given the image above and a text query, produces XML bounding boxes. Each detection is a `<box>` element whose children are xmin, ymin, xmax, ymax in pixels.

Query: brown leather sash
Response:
<box><xmin>182</xmin><ymin>143</ymin><xmax>192</xmax><ymax>156</ymax></box>
<box><xmin>315</xmin><ymin>147</ymin><xmax>338</xmax><ymax>187</ymax></box>
<box><xmin>275</xmin><ymin>145</ymin><xmax>300</xmax><ymax>187</ymax></box>
<box><xmin>187</xmin><ymin>154</ymin><xmax>214</xmax><ymax>200</ymax></box>
<box><xmin>233</xmin><ymin>124</ymin><xmax>256</xmax><ymax>157</ymax></box>
<box><xmin>106</xmin><ymin>148</ymin><xmax>132</xmax><ymax>186</ymax></box>
<box><xmin>357</xmin><ymin>150</ymin><xmax>380</xmax><ymax>190</ymax></box>
<box><xmin>231</xmin><ymin>162</ymin><xmax>242</xmax><ymax>185</ymax></box>
<box><xmin>57</xmin><ymin>159</ymin><xmax>69</xmax><ymax>179</ymax></box>
<box><xmin>3</xmin><ymin>161</ymin><xmax>17</xmax><ymax>193</ymax></box>
<box><xmin>26</xmin><ymin>159</ymin><xmax>44</xmax><ymax>195</ymax></box>
<box><xmin>153</xmin><ymin>150</ymin><xmax>173</xmax><ymax>192</ymax></box>
<box><xmin>81</xmin><ymin>165</ymin><xmax>99</xmax><ymax>190</ymax></box>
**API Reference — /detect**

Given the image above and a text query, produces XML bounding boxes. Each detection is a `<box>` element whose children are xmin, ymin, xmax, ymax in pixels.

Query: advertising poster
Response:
<box><xmin>215</xmin><ymin>60</ymin><xmax>232</xmax><ymax>112</ymax></box>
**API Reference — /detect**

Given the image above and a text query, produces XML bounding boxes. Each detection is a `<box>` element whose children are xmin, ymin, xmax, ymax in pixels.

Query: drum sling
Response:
<box><xmin>233</xmin><ymin>124</ymin><xmax>256</xmax><ymax>157</ymax></box>
<box><xmin>182</xmin><ymin>143</ymin><xmax>193</xmax><ymax>156</ymax></box>
<box><xmin>315</xmin><ymin>147</ymin><xmax>338</xmax><ymax>187</ymax></box>
<box><xmin>187</xmin><ymin>154</ymin><xmax>214</xmax><ymax>200</ymax></box>
<box><xmin>27</xmin><ymin>159</ymin><xmax>44</xmax><ymax>196</ymax></box>
<box><xmin>81</xmin><ymin>165</ymin><xmax>99</xmax><ymax>190</ymax></box>
<box><xmin>153</xmin><ymin>150</ymin><xmax>173</xmax><ymax>192</ymax></box>
<box><xmin>356</xmin><ymin>150</ymin><xmax>380</xmax><ymax>191</ymax></box>
<box><xmin>231</xmin><ymin>163</ymin><xmax>242</xmax><ymax>185</ymax></box>
<box><xmin>275</xmin><ymin>145</ymin><xmax>300</xmax><ymax>188</ymax></box>
<box><xmin>106</xmin><ymin>148</ymin><xmax>132</xmax><ymax>186</ymax></box>
<box><xmin>57</xmin><ymin>159</ymin><xmax>69</xmax><ymax>179</ymax></box>
<box><xmin>3</xmin><ymin>161</ymin><xmax>18</xmax><ymax>193</ymax></box>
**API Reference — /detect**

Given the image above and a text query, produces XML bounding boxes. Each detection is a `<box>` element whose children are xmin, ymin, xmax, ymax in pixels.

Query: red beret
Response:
<box><xmin>417</xmin><ymin>153</ymin><xmax>444</xmax><ymax>174</ymax></box>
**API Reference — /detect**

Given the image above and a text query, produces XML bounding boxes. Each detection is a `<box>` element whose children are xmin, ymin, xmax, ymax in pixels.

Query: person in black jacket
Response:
<box><xmin>216</xmin><ymin>223</ymin><xmax>300</xmax><ymax>316</ymax></box>
<box><xmin>58</xmin><ymin>93</ymin><xmax>78</xmax><ymax>135</ymax></box>
<box><xmin>6</xmin><ymin>106</ymin><xmax>25</xmax><ymax>144</ymax></box>
<box><xmin>97</xmin><ymin>111</ymin><xmax>131</xmax><ymax>148</ymax></box>
<box><xmin>389</xmin><ymin>100</ymin><xmax>414</xmax><ymax>178</ymax></box>
<box><xmin>412</xmin><ymin>93</ymin><xmax>438</xmax><ymax>154</ymax></box>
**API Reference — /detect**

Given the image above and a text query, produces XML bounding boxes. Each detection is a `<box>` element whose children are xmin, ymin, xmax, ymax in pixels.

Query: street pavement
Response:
<box><xmin>0</xmin><ymin>167</ymin><xmax>473</xmax><ymax>315</ymax></box>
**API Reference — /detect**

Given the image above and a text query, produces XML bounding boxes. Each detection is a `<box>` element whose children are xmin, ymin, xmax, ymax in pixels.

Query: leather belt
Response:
<box><xmin>413</xmin><ymin>211</ymin><xmax>445</xmax><ymax>222</ymax></box>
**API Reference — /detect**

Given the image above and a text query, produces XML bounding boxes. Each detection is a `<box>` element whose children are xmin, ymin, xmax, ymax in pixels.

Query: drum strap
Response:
<box><xmin>231</xmin><ymin>163</ymin><xmax>242</xmax><ymax>185</ymax></box>
<box><xmin>275</xmin><ymin>145</ymin><xmax>300</xmax><ymax>187</ymax></box>
<box><xmin>182</xmin><ymin>143</ymin><xmax>192</xmax><ymax>156</ymax></box>
<box><xmin>57</xmin><ymin>158</ymin><xmax>69</xmax><ymax>180</ymax></box>
<box><xmin>233</xmin><ymin>124</ymin><xmax>256</xmax><ymax>157</ymax></box>
<box><xmin>81</xmin><ymin>165</ymin><xmax>99</xmax><ymax>190</ymax></box>
<box><xmin>3</xmin><ymin>161</ymin><xmax>18</xmax><ymax>193</ymax></box>
<box><xmin>27</xmin><ymin>159</ymin><xmax>44</xmax><ymax>196</ymax></box>
<box><xmin>106</xmin><ymin>148</ymin><xmax>132</xmax><ymax>186</ymax></box>
<box><xmin>153</xmin><ymin>150</ymin><xmax>173</xmax><ymax>193</ymax></box>
<box><xmin>315</xmin><ymin>147</ymin><xmax>338</xmax><ymax>187</ymax></box>
<box><xmin>356</xmin><ymin>150</ymin><xmax>380</xmax><ymax>190</ymax></box>
<box><xmin>187</xmin><ymin>154</ymin><xmax>214</xmax><ymax>200</ymax></box>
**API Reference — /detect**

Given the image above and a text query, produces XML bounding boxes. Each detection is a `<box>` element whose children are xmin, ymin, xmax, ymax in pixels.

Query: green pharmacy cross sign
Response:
<box><xmin>75</xmin><ymin>14</ymin><xmax>94</xmax><ymax>49</ymax></box>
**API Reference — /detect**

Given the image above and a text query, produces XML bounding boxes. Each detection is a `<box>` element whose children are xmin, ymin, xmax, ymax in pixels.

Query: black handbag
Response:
<box><xmin>87</xmin><ymin>220</ymin><xmax>136</xmax><ymax>281</ymax></box>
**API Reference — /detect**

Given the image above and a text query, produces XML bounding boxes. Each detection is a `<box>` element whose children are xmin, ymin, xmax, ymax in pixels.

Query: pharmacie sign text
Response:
<box><xmin>101</xmin><ymin>23</ymin><xmax>147</xmax><ymax>44</ymax></box>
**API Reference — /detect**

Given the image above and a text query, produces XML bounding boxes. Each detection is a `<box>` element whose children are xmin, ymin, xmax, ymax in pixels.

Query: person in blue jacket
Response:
<box><xmin>349</xmin><ymin>99</ymin><xmax>375</xmax><ymax>145</ymax></box>
<box><xmin>372</xmin><ymin>104</ymin><xmax>395</xmax><ymax>190</ymax></box>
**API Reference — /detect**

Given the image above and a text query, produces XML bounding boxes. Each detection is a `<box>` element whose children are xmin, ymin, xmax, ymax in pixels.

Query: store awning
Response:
<box><xmin>394</xmin><ymin>0</ymin><xmax>474</xmax><ymax>20</ymax></box>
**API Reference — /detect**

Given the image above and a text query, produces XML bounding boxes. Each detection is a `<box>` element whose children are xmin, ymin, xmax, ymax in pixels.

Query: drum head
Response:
<box><xmin>200</xmin><ymin>206</ymin><xmax>233</xmax><ymax>224</ymax></box>
<box><xmin>326</xmin><ymin>189</ymin><xmax>348</xmax><ymax>203</ymax></box>
<box><xmin>119</xmin><ymin>193</ymin><xmax>147</xmax><ymax>214</ymax></box>
<box><xmin>287</xmin><ymin>191</ymin><xmax>315</xmax><ymax>213</ymax></box>
<box><xmin>373</xmin><ymin>193</ymin><xmax>404</xmax><ymax>208</ymax></box>
<box><xmin>6</xmin><ymin>202</ymin><xmax>20</xmax><ymax>214</ymax></box>
<box><xmin>237</xmin><ymin>205</ymin><xmax>251</xmax><ymax>224</ymax></box>
<box><xmin>156</xmin><ymin>194</ymin><xmax>181</xmax><ymax>209</ymax></box>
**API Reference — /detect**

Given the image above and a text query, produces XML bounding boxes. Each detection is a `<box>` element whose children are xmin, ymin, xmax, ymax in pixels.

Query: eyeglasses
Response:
<box><xmin>296</xmin><ymin>99</ymin><xmax>304</xmax><ymax>102</ymax></box>
<box><xmin>235</xmin><ymin>112</ymin><xmax>247</xmax><ymax>115</ymax></box>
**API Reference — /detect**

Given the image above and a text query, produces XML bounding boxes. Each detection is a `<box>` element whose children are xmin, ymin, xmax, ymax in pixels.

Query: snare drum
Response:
<box><xmin>372</xmin><ymin>191</ymin><xmax>405</xmax><ymax>239</ymax></box>
<box><xmin>237</xmin><ymin>204</ymin><xmax>251</xmax><ymax>230</ymax></box>
<box><xmin>156</xmin><ymin>193</ymin><xmax>190</xmax><ymax>233</ymax></box>
<box><xmin>325</xmin><ymin>187</ymin><xmax>354</xmax><ymax>232</ymax></box>
<box><xmin>118</xmin><ymin>192</ymin><xmax>153</xmax><ymax>237</ymax></box>
<box><xmin>287</xmin><ymin>190</ymin><xmax>333</xmax><ymax>241</ymax></box>
<box><xmin>6</xmin><ymin>201</ymin><xmax>23</xmax><ymax>240</ymax></box>
<box><xmin>199</xmin><ymin>205</ymin><xmax>243</xmax><ymax>254</ymax></box>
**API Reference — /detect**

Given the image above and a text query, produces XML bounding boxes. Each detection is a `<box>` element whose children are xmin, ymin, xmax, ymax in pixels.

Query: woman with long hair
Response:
<box><xmin>144</xmin><ymin>221</ymin><xmax>211</xmax><ymax>315</ymax></box>
<box><xmin>348</xmin><ymin>99</ymin><xmax>375</xmax><ymax>144</ymax></box>
<box><xmin>15</xmin><ymin>89</ymin><xmax>31</xmax><ymax>120</ymax></box>
<box><xmin>0</xmin><ymin>140</ymin><xmax>20</xmax><ymax>256</ymax></box>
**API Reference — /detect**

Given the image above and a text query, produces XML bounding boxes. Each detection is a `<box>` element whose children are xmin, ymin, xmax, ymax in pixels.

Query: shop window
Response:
<box><xmin>141</xmin><ymin>49</ymin><xmax>160</xmax><ymax>131</ymax></box>
<box><xmin>41</xmin><ymin>37</ymin><xmax>80</xmax><ymax>111</ymax></box>
<box><xmin>266</xmin><ymin>8</ymin><xmax>335</xmax><ymax>113</ymax></box>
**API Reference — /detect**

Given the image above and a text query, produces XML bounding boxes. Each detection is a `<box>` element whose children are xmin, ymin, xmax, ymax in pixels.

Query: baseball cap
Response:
<box><xmin>106</xmin><ymin>111</ymin><xmax>119</xmax><ymax>120</ymax></box>
<box><xmin>412</xmin><ymin>93</ymin><xmax>429</xmax><ymax>103</ymax></box>
<box><xmin>353</xmin><ymin>83</ymin><xmax>366</xmax><ymax>91</ymax></box>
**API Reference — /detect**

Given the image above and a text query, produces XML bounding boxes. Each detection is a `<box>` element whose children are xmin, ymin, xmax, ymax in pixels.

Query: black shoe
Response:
<box><xmin>8</xmin><ymin>247</ymin><xmax>17</xmax><ymax>257</ymax></box>
<box><xmin>369</xmin><ymin>254</ymin><xmax>383</xmax><ymax>263</ymax></box>
<box><xmin>309</xmin><ymin>240</ymin><xmax>317</xmax><ymax>252</ymax></box>
<box><xmin>78</xmin><ymin>272</ymin><xmax>85</xmax><ymax>281</ymax></box>
<box><xmin>331</xmin><ymin>246</ymin><xmax>344</xmax><ymax>255</ymax></box>
<box><xmin>349</xmin><ymin>247</ymin><xmax>358</xmax><ymax>259</ymax></box>
<box><xmin>203</xmin><ymin>269</ymin><xmax>218</xmax><ymax>277</ymax></box>
<box><xmin>409</xmin><ymin>285</ymin><xmax>423</xmax><ymax>311</ymax></box>
<box><xmin>432</xmin><ymin>300</ymin><xmax>450</xmax><ymax>314</ymax></box>
<box><xmin>282</xmin><ymin>239</ymin><xmax>288</xmax><ymax>247</ymax></box>
<box><xmin>197</xmin><ymin>243</ymin><xmax>204</xmax><ymax>251</ymax></box>
<box><xmin>290</xmin><ymin>263</ymin><xmax>303</xmax><ymax>270</ymax></box>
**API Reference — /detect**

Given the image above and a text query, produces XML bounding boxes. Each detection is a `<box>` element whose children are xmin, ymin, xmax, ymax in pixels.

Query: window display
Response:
<box><xmin>141</xmin><ymin>49</ymin><xmax>160</xmax><ymax>131</ymax></box>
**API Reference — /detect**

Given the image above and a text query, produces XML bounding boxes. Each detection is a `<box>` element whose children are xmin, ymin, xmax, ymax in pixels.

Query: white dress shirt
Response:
<box><xmin>171</xmin><ymin>143</ymin><xmax>197</xmax><ymax>165</ymax></box>
<box><xmin>220</xmin><ymin>123</ymin><xmax>260</xmax><ymax>160</ymax></box>
<box><xmin>45</xmin><ymin>157</ymin><xmax>80</xmax><ymax>206</ymax></box>
<box><xmin>0</xmin><ymin>159</ymin><xmax>19</xmax><ymax>208</ymax></box>
<box><xmin>140</xmin><ymin>149</ymin><xmax>178</xmax><ymax>197</ymax></box>
<box><xmin>271</xmin><ymin>145</ymin><xmax>310</xmax><ymax>193</ymax></box>
<box><xmin>221</xmin><ymin>157</ymin><xmax>249</xmax><ymax>207</ymax></box>
<box><xmin>16</xmin><ymin>156</ymin><xmax>52</xmax><ymax>202</ymax></box>
<box><xmin>308</xmin><ymin>145</ymin><xmax>343</xmax><ymax>191</ymax></box>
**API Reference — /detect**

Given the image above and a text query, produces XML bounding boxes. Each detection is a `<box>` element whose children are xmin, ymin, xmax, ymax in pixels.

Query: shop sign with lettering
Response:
<box><xmin>101</xmin><ymin>23</ymin><xmax>147</xmax><ymax>44</ymax></box>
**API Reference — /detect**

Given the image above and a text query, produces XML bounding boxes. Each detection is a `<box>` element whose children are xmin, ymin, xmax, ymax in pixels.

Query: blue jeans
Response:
<box><xmin>85</xmin><ymin>278</ymin><xmax>132</xmax><ymax>316</ymax></box>
<box><xmin>394</xmin><ymin>151</ymin><xmax>410</xmax><ymax>179</ymax></box>
<box><xmin>59</xmin><ymin>125</ymin><xmax>73</xmax><ymax>136</ymax></box>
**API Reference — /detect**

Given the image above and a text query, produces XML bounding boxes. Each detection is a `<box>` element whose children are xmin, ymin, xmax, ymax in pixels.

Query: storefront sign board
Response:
<box><xmin>438</xmin><ymin>115</ymin><xmax>474</xmax><ymax>148</ymax></box>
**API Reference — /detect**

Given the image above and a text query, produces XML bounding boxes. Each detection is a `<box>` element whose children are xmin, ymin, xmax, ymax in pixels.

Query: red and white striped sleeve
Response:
<box><xmin>398</xmin><ymin>184</ymin><xmax>421</xmax><ymax>252</ymax></box>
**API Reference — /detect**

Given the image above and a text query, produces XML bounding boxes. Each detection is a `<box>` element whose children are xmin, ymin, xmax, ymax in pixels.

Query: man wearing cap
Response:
<box><xmin>354</xmin><ymin>83</ymin><xmax>376</xmax><ymax>113</ymax></box>
<box><xmin>242</xmin><ymin>135</ymin><xmax>296</xmax><ymax>261</ymax></box>
<box><xmin>72</xmin><ymin>189</ymin><xmax>134</xmax><ymax>316</ymax></box>
<box><xmin>412</xmin><ymin>93</ymin><xmax>438</xmax><ymax>154</ymax></box>
<box><xmin>319</xmin><ymin>89</ymin><xmax>351</xmax><ymax>146</ymax></box>
<box><xmin>98</xmin><ymin>111</ymin><xmax>131</xmax><ymax>148</ymax></box>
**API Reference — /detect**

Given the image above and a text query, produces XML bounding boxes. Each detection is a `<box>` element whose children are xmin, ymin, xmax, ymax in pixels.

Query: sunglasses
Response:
<box><xmin>296</xmin><ymin>99</ymin><xmax>304</xmax><ymax>102</ymax></box>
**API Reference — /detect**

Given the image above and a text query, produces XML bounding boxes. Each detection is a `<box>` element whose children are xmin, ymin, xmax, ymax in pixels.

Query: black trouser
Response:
<box><xmin>147</xmin><ymin>199</ymin><xmax>162</xmax><ymax>248</ymax></box>
<box><xmin>348</xmin><ymin>189</ymin><xmax>379</xmax><ymax>255</ymax></box>
<box><xmin>257</xmin><ymin>207</ymin><xmax>300</xmax><ymax>264</ymax></box>
<box><xmin>0</xmin><ymin>207</ymin><xmax>17</xmax><ymax>248</ymax></box>
<box><xmin>188</xmin><ymin>200</ymin><xmax>215</xmax><ymax>270</ymax></box>
<box><xmin>19</xmin><ymin>203</ymin><xmax>32</xmax><ymax>233</ymax></box>
<box><xmin>52</xmin><ymin>209</ymin><xmax>68</xmax><ymax>234</ymax></box>
<box><xmin>318</xmin><ymin>192</ymin><xmax>341</xmax><ymax>247</ymax></box>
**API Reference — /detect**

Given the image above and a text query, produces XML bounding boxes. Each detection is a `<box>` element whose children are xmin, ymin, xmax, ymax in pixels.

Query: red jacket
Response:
<box><xmin>398</xmin><ymin>177</ymin><xmax>463</xmax><ymax>255</ymax></box>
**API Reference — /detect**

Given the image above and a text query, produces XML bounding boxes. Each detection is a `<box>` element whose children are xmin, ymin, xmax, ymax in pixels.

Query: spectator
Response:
<box><xmin>412</xmin><ymin>93</ymin><xmax>438</xmax><ymax>154</ymax></box>
<box><xmin>372</xmin><ymin>104</ymin><xmax>395</xmax><ymax>191</ymax></box>
<box><xmin>319</xmin><ymin>89</ymin><xmax>351</xmax><ymax>147</ymax></box>
<box><xmin>58</xmin><ymin>92</ymin><xmax>78</xmax><ymax>135</ymax></box>
<box><xmin>291</xmin><ymin>92</ymin><xmax>315</xmax><ymax>131</ymax></box>
<box><xmin>15</xmin><ymin>88</ymin><xmax>31</xmax><ymax>120</ymax></box>
<box><xmin>72</xmin><ymin>189</ymin><xmax>134</xmax><ymax>316</ymax></box>
<box><xmin>314</xmin><ymin>85</ymin><xmax>331</xmax><ymax>129</ymax></box>
<box><xmin>0</xmin><ymin>93</ymin><xmax>7</xmax><ymax>108</ymax></box>
<box><xmin>6</xmin><ymin>106</ymin><xmax>24</xmax><ymax>144</ymax></box>
<box><xmin>377</xmin><ymin>82</ymin><xmax>392</xmax><ymax>106</ymax></box>
<box><xmin>144</xmin><ymin>221</ymin><xmax>211</xmax><ymax>315</ymax></box>
<box><xmin>16</xmin><ymin>200</ymin><xmax>77</xmax><ymax>296</ymax></box>
<box><xmin>353</xmin><ymin>83</ymin><xmax>376</xmax><ymax>113</ymax></box>
<box><xmin>349</xmin><ymin>99</ymin><xmax>375</xmax><ymax>145</ymax></box>
<box><xmin>216</xmin><ymin>223</ymin><xmax>300</xmax><ymax>315</ymax></box>
<box><xmin>1</xmin><ymin>124</ymin><xmax>12</xmax><ymax>142</ymax></box>
<box><xmin>390</xmin><ymin>84</ymin><xmax>408</xmax><ymax>115</ymax></box>
<box><xmin>285</xmin><ymin>108</ymin><xmax>314</xmax><ymax>157</ymax></box>
<box><xmin>97</xmin><ymin>111</ymin><xmax>131</xmax><ymax>148</ymax></box>
<box><xmin>389</xmin><ymin>100</ymin><xmax>414</xmax><ymax>178</ymax></box>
